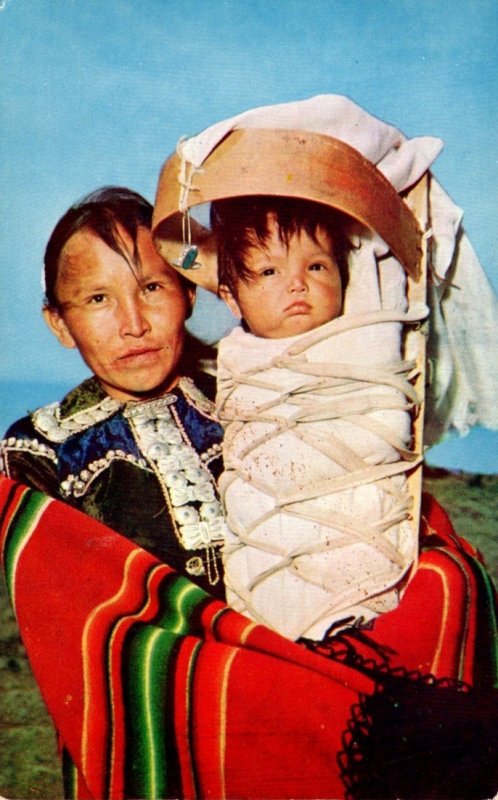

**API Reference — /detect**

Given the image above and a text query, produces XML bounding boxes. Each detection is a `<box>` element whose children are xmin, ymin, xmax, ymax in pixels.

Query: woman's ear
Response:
<box><xmin>218</xmin><ymin>284</ymin><xmax>242</xmax><ymax>319</ymax></box>
<box><xmin>42</xmin><ymin>306</ymin><xmax>77</xmax><ymax>349</ymax></box>
<box><xmin>185</xmin><ymin>285</ymin><xmax>196</xmax><ymax>320</ymax></box>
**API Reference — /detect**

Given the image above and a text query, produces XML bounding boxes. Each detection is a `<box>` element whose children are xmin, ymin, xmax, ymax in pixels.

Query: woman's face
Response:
<box><xmin>44</xmin><ymin>225</ymin><xmax>195</xmax><ymax>402</ymax></box>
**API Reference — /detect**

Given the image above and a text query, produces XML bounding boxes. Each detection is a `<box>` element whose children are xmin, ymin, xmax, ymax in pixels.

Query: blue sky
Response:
<box><xmin>1</xmin><ymin>0</ymin><xmax>497</xmax><ymax>472</ymax></box>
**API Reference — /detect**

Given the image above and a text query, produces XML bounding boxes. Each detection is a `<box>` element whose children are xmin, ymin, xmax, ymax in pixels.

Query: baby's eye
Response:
<box><xmin>308</xmin><ymin>262</ymin><xmax>326</xmax><ymax>272</ymax></box>
<box><xmin>261</xmin><ymin>267</ymin><xmax>276</xmax><ymax>277</ymax></box>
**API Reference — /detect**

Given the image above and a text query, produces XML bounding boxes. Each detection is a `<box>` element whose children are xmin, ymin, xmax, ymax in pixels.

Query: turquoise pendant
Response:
<box><xmin>174</xmin><ymin>245</ymin><xmax>200</xmax><ymax>270</ymax></box>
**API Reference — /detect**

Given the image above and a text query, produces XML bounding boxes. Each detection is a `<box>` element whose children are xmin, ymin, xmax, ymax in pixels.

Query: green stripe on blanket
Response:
<box><xmin>1</xmin><ymin>486</ymin><xmax>51</xmax><ymax>607</ymax></box>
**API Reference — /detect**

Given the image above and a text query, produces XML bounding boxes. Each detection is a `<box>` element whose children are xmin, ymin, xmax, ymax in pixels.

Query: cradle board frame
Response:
<box><xmin>404</xmin><ymin>172</ymin><xmax>430</xmax><ymax>574</ymax></box>
<box><xmin>152</xmin><ymin>129</ymin><xmax>430</xmax><ymax>590</ymax></box>
<box><xmin>152</xmin><ymin>129</ymin><xmax>423</xmax><ymax>291</ymax></box>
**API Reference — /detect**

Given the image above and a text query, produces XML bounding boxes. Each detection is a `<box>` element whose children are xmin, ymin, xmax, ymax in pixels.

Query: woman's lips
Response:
<box><xmin>117</xmin><ymin>347</ymin><xmax>161</xmax><ymax>364</ymax></box>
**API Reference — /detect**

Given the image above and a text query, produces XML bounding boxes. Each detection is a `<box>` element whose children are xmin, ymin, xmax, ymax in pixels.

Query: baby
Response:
<box><xmin>211</xmin><ymin>194</ymin><xmax>419</xmax><ymax>640</ymax></box>
<box><xmin>213</xmin><ymin>196</ymin><xmax>350</xmax><ymax>340</ymax></box>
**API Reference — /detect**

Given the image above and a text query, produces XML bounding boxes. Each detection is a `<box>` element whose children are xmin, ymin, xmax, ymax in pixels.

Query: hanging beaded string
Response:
<box><xmin>174</xmin><ymin>141</ymin><xmax>204</xmax><ymax>270</ymax></box>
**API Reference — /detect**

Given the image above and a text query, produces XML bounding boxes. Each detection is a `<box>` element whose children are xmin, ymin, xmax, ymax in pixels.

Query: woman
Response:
<box><xmin>1</xmin><ymin>187</ymin><xmax>226</xmax><ymax>597</ymax></box>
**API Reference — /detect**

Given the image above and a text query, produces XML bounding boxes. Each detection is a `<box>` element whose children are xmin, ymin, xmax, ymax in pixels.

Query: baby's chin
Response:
<box><xmin>272</xmin><ymin>313</ymin><xmax>335</xmax><ymax>339</ymax></box>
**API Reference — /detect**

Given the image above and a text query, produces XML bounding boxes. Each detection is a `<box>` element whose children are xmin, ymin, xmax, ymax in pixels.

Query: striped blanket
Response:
<box><xmin>1</xmin><ymin>476</ymin><xmax>497</xmax><ymax>799</ymax></box>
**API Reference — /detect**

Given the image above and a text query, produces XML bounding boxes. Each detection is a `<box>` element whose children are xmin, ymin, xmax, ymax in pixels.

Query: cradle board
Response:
<box><xmin>404</xmin><ymin>172</ymin><xmax>430</xmax><ymax>574</ymax></box>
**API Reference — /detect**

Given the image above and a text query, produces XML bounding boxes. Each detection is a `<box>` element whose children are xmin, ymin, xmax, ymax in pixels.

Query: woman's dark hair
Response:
<box><xmin>210</xmin><ymin>195</ymin><xmax>353</xmax><ymax>297</ymax></box>
<box><xmin>44</xmin><ymin>186</ymin><xmax>153</xmax><ymax>308</ymax></box>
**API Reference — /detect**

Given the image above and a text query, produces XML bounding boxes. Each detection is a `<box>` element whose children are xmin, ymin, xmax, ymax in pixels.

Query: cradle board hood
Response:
<box><xmin>152</xmin><ymin>95</ymin><xmax>443</xmax><ymax>292</ymax></box>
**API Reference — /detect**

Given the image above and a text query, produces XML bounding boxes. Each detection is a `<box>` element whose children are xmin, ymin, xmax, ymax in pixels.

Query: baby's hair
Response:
<box><xmin>210</xmin><ymin>195</ymin><xmax>353</xmax><ymax>297</ymax></box>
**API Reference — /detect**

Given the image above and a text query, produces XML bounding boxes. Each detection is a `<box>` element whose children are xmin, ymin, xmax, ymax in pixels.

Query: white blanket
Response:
<box><xmin>217</xmin><ymin>250</ymin><xmax>426</xmax><ymax>639</ymax></box>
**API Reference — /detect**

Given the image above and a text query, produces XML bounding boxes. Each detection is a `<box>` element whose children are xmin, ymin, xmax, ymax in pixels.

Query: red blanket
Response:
<box><xmin>1</xmin><ymin>477</ymin><xmax>496</xmax><ymax>799</ymax></box>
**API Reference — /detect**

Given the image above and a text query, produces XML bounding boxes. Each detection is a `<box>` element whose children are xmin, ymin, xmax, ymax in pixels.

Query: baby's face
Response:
<box><xmin>222</xmin><ymin>215</ymin><xmax>343</xmax><ymax>338</ymax></box>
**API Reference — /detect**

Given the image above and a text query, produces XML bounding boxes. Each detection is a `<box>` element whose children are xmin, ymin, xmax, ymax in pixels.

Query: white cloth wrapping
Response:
<box><xmin>422</xmin><ymin>180</ymin><xmax>498</xmax><ymax>443</ymax></box>
<box><xmin>217</xmin><ymin>244</ymin><xmax>427</xmax><ymax>639</ymax></box>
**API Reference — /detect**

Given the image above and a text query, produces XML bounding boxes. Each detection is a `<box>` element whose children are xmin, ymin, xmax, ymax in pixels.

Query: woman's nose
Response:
<box><xmin>120</xmin><ymin>298</ymin><xmax>151</xmax><ymax>337</ymax></box>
